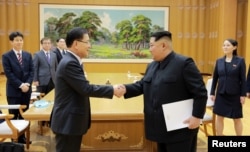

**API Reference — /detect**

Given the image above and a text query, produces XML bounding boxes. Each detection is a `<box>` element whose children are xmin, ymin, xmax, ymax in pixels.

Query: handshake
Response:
<box><xmin>113</xmin><ymin>84</ymin><xmax>126</xmax><ymax>98</ymax></box>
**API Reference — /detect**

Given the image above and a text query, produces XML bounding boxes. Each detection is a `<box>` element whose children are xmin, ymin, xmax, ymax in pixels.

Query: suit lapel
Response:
<box><xmin>67</xmin><ymin>53</ymin><xmax>82</xmax><ymax>68</ymax></box>
<box><xmin>41</xmin><ymin>50</ymin><xmax>50</xmax><ymax>66</ymax></box>
<box><xmin>231</xmin><ymin>56</ymin><xmax>238</xmax><ymax>66</ymax></box>
<box><xmin>218</xmin><ymin>58</ymin><xmax>226</xmax><ymax>74</ymax></box>
<box><xmin>10</xmin><ymin>50</ymin><xmax>22</xmax><ymax>67</ymax></box>
<box><xmin>57</xmin><ymin>49</ymin><xmax>63</xmax><ymax>59</ymax></box>
<box><xmin>229</xmin><ymin>56</ymin><xmax>239</xmax><ymax>73</ymax></box>
<box><xmin>221</xmin><ymin>56</ymin><xmax>238</xmax><ymax>75</ymax></box>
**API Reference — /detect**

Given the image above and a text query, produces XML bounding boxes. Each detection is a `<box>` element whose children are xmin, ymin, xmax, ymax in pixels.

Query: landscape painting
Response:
<box><xmin>40</xmin><ymin>4</ymin><xmax>169</xmax><ymax>62</ymax></box>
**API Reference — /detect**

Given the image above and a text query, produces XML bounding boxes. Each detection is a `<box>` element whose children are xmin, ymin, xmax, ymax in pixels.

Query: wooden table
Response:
<box><xmin>22</xmin><ymin>73</ymin><xmax>154</xmax><ymax>151</ymax></box>
<box><xmin>23</xmin><ymin>91</ymin><xmax>54</xmax><ymax>121</ymax></box>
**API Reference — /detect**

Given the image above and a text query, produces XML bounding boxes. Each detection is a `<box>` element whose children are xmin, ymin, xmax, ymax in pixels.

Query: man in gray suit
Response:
<box><xmin>50</xmin><ymin>27</ymin><xmax>125</xmax><ymax>152</ymax></box>
<box><xmin>33</xmin><ymin>37</ymin><xmax>58</xmax><ymax>94</ymax></box>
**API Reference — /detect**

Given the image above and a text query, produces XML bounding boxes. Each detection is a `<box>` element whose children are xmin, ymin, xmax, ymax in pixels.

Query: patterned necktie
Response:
<box><xmin>17</xmin><ymin>52</ymin><xmax>22</xmax><ymax>65</ymax></box>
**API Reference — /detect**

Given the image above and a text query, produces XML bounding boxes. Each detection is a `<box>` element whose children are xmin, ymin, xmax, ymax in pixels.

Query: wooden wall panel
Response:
<box><xmin>29</xmin><ymin>0</ymin><xmax>40</xmax><ymax>53</ymax></box>
<box><xmin>0</xmin><ymin>0</ymin><xmax>249</xmax><ymax>74</ymax></box>
<box><xmin>0</xmin><ymin>1</ymin><xmax>8</xmax><ymax>52</ymax></box>
<box><xmin>218</xmin><ymin>0</ymin><xmax>237</xmax><ymax>54</ymax></box>
<box><xmin>7</xmin><ymin>1</ymin><xmax>15</xmax><ymax>34</ymax></box>
<box><xmin>16</xmin><ymin>0</ymin><xmax>24</xmax><ymax>32</ymax></box>
<box><xmin>206</xmin><ymin>0</ymin><xmax>219</xmax><ymax>73</ymax></box>
<box><xmin>197</xmin><ymin>0</ymin><xmax>206</xmax><ymax>72</ymax></box>
<box><xmin>190</xmin><ymin>0</ymin><xmax>198</xmax><ymax>61</ymax></box>
<box><xmin>245</xmin><ymin>0</ymin><xmax>250</xmax><ymax>67</ymax></box>
<box><xmin>171</xmin><ymin>0</ymin><xmax>184</xmax><ymax>55</ymax></box>
<box><xmin>23</xmin><ymin>0</ymin><xmax>31</xmax><ymax>51</ymax></box>
<box><xmin>237</xmin><ymin>0</ymin><xmax>248</xmax><ymax>58</ymax></box>
<box><xmin>182</xmin><ymin>0</ymin><xmax>191</xmax><ymax>56</ymax></box>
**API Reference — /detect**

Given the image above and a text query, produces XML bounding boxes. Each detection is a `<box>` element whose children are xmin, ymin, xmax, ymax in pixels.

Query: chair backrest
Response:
<box><xmin>0</xmin><ymin>110</ymin><xmax>4</xmax><ymax>123</ymax></box>
<box><xmin>0</xmin><ymin>105</ymin><xmax>30</xmax><ymax>149</ymax></box>
<box><xmin>200</xmin><ymin>78</ymin><xmax>216</xmax><ymax>136</ymax></box>
<box><xmin>206</xmin><ymin>78</ymin><xmax>214</xmax><ymax>107</ymax></box>
<box><xmin>0</xmin><ymin>105</ymin><xmax>21</xmax><ymax>110</ymax></box>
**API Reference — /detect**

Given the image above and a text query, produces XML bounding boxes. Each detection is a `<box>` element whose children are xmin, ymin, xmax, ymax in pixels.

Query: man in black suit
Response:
<box><xmin>2</xmin><ymin>31</ymin><xmax>34</xmax><ymax>144</ymax></box>
<box><xmin>50</xmin><ymin>27</ymin><xmax>125</xmax><ymax>152</ymax></box>
<box><xmin>120</xmin><ymin>31</ymin><xmax>207</xmax><ymax>152</ymax></box>
<box><xmin>53</xmin><ymin>38</ymin><xmax>67</xmax><ymax>63</ymax></box>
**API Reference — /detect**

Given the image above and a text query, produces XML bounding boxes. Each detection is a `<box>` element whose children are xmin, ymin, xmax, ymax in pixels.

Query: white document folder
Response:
<box><xmin>162</xmin><ymin>99</ymin><xmax>194</xmax><ymax>131</ymax></box>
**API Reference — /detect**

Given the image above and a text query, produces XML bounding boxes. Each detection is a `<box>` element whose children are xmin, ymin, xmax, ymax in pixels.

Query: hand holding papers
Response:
<box><xmin>183</xmin><ymin>115</ymin><xmax>201</xmax><ymax>129</ymax></box>
<box><xmin>162</xmin><ymin>99</ymin><xmax>195</xmax><ymax>131</ymax></box>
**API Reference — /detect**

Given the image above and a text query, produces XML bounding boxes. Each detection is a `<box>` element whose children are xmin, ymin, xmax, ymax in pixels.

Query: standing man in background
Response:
<box><xmin>2</xmin><ymin>31</ymin><xmax>34</xmax><ymax>144</ymax></box>
<box><xmin>33</xmin><ymin>37</ymin><xmax>57</xmax><ymax>95</ymax></box>
<box><xmin>53</xmin><ymin>38</ymin><xmax>67</xmax><ymax>63</ymax></box>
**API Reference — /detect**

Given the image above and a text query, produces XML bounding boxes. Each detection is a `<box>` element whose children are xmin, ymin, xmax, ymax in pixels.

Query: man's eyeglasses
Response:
<box><xmin>76</xmin><ymin>40</ymin><xmax>90</xmax><ymax>44</ymax></box>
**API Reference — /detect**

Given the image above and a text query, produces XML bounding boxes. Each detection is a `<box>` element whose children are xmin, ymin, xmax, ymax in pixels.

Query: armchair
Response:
<box><xmin>200</xmin><ymin>78</ymin><xmax>216</xmax><ymax>136</ymax></box>
<box><xmin>0</xmin><ymin>105</ymin><xmax>30</xmax><ymax>149</ymax></box>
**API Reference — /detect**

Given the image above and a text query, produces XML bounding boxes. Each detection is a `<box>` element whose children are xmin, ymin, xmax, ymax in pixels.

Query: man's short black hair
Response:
<box><xmin>40</xmin><ymin>37</ymin><xmax>51</xmax><ymax>44</ymax></box>
<box><xmin>151</xmin><ymin>31</ymin><xmax>172</xmax><ymax>41</ymax></box>
<box><xmin>66</xmin><ymin>27</ymin><xmax>88</xmax><ymax>48</ymax></box>
<box><xmin>56</xmin><ymin>38</ymin><xmax>65</xmax><ymax>43</ymax></box>
<box><xmin>9</xmin><ymin>31</ymin><xmax>23</xmax><ymax>41</ymax></box>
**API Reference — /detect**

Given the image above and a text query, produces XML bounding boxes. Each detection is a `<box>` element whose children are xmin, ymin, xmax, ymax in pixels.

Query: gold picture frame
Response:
<box><xmin>40</xmin><ymin>4</ymin><xmax>169</xmax><ymax>63</ymax></box>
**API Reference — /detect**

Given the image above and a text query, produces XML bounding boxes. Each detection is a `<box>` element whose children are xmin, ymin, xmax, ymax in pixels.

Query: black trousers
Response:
<box><xmin>55</xmin><ymin>133</ymin><xmax>82</xmax><ymax>152</ymax></box>
<box><xmin>157</xmin><ymin>133</ymin><xmax>198</xmax><ymax>152</ymax></box>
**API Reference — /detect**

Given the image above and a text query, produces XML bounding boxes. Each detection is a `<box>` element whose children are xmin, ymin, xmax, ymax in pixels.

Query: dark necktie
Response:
<box><xmin>17</xmin><ymin>52</ymin><xmax>22</xmax><ymax>65</ymax></box>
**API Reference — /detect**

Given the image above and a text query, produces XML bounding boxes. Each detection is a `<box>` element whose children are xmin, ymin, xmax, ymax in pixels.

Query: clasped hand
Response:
<box><xmin>21</xmin><ymin>83</ymin><xmax>30</xmax><ymax>93</ymax></box>
<box><xmin>113</xmin><ymin>84</ymin><xmax>126</xmax><ymax>98</ymax></box>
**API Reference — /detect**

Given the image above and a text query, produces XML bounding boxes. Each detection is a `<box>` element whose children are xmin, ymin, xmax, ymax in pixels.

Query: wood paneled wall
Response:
<box><xmin>246</xmin><ymin>1</ymin><xmax>250</xmax><ymax>68</ymax></box>
<box><xmin>0</xmin><ymin>0</ymin><xmax>249</xmax><ymax>74</ymax></box>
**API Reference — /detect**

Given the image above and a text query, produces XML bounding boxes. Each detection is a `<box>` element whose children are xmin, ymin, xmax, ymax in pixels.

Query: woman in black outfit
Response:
<box><xmin>210</xmin><ymin>38</ymin><xmax>246</xmax><ymax>136</ymax></box>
